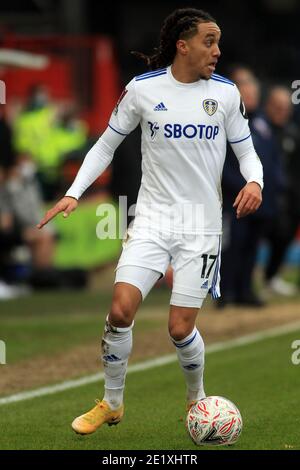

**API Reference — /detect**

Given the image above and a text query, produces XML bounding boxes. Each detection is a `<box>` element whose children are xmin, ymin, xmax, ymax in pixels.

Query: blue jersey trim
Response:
<box><xmin>135</xmin><ymin>71</ymin><xmax>167</xmax><ymax>81</ymax></box>
<box><xmin>136</xmin><ymin>68</ymin><xmax>167</xmax><ymax>79</ymax></box>
<box><xmin>212</xmin><ymin>73</ymin><xmax>234</xmax><ymax>85</ymax></box>
<box><xmin>210</xmin><ymin>236</ymin><xmax>221</xmax><ymax>300</ymax></box>
<box><xmin>108</xmin><ymin>124</ymin><xmax>128</xmax><ymax>136</ymax></box>
<box><xmin>228</xmin><ymin>133</ymin><xmax>251</xmax><ymax>144</ymax></box>
<box><xmin>211</xmin><ymin>76</ymin><xmax>235</xmax><ymax>86</ymax></box>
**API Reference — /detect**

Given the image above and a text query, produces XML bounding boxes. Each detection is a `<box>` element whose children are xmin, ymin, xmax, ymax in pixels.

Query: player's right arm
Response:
<box><xmin>37</xmin><ymin>196</ymin><xmax>78</xmax><ymax>229</ymax></box>
<box><xmin>37</xmin><ymin>79</ymin><xmax>141</xmax><ymax>229</ymax></box>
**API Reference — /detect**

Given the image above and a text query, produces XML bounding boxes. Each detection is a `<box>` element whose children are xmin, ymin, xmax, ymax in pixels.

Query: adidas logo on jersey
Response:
<box><xmin>154</xmin><ymin>102</ymin><xmax>168</xmax><ymax>111</ymax></box>
<box><xmin>201</xmin><ymin>280</ymin><xmax>209</xmax><ymax>289</ymax></box>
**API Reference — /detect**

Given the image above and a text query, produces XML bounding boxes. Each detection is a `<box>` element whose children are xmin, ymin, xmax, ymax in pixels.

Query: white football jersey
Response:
<box><xmin>109</xmin><ymin>66</ymin><xmax>255</xmax><ymax>234</ymax></box>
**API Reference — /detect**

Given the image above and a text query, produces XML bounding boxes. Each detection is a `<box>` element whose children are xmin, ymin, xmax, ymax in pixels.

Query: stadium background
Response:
<box><xmin>0</xmin><ymin>0</ymin><xmax>300</xmax><ymax>451</ymax></box>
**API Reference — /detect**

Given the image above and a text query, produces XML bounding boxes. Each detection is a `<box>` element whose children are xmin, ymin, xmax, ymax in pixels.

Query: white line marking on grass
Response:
<box><xmin>1</xmin><ymin>320</ymin><xmax>300</xmax><ymax>406</ymax></box>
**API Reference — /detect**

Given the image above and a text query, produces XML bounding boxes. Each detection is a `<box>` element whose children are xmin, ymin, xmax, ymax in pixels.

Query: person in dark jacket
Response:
<box><xmin>262</xmin><ymin>86</ymin><xmax>299</xmax><ymax>295</ymax></box>
<box><xmin>220</xmin><ymin>68</ymin><xmax>285</xmax><ymax>307</ymax></box>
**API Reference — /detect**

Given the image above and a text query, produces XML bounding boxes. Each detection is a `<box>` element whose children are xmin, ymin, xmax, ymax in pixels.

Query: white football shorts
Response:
<box><xmin>114</xmin><ymin>228</ymin><xmax>221</xmax><ymax>308</ymax></box>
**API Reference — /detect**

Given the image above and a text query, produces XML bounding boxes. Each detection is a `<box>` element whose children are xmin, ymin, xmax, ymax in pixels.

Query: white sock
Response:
<box><xmin>171</xmin><ymin>327</ymin><xmax>206</xmax><ymax>402</ymax></box>
<box><xmin>101</xmin><ymin>316</ymin><xmax>133</xmax><ymax>409</ymax></box>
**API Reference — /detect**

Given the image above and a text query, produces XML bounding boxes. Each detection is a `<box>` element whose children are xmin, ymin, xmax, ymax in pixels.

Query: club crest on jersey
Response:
<box><xmin>203</xmin><ymin>99</ymin><xmax>218</xmax><ymax>116</ymax></box>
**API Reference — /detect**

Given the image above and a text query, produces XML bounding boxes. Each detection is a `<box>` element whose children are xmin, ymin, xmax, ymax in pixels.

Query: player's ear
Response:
<box><xmin>176</xmin><ymin>39</ymin><xmax>189</xmax><ymax>56</ymax></box>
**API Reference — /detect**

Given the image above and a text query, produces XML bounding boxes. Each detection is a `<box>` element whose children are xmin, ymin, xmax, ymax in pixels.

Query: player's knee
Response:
<box><xmin>109</xmin><ymin>300</ymin><xmax>134</xmax><ymax>328</ymax></box>
<box><xmin>169</xmin><ymin>323</ymin><xmax>192</xmax><ymax>342</ymax></box>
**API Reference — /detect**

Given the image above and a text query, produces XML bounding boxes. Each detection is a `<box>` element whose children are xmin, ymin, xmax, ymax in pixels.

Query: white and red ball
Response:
<box><xmin>186</xmin><ymin>396</ymin><xmax>243</xmax><ymax>446</ymax></box>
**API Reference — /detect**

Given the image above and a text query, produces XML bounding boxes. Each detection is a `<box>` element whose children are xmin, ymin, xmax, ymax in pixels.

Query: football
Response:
<box><xmin>186</xmin><ymin>396</ymin><xmax>243</xmax><ymax>446</ymax></box>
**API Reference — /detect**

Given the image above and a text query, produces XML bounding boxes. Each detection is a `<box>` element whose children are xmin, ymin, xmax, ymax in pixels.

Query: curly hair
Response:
<box><xmin>131</xmin><ymin>8</ymin><xmax>216</xmax><ymax>71</ymax></box>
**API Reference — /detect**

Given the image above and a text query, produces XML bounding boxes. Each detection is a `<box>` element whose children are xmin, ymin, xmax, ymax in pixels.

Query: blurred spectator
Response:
<box><xmin>13</xmin><ymin>84</ymin><xmax>57</xmax><ymax>200</ymax></box>
<box><xmin>55</xmin><ymin>107</ymin><xmax>87</xmax><ymax>159</ymax></box>
<box><xmin>0</xmin><ymin>118</ymin><xmax>87</xmax><ymax>293</ymax></box>
<box><xmin>219</xmin><ymin>67</ymin><xmax>285</xmax><ymax>307</ymax></box>
<box><xmin>0</xmin><ymin>105</ymin><xmax>17</xmax><ymax>169</ymax></box>
<box><xmin>0</xmin><ymin>107</ymin><xmax>56</xmax><ymax>287</ymax></box>
<box><xmin>1</xmin><ymin>89</ymin><xmax>91</xmax><ymax>294</ymax></box>
<box><xmin>13</xmin><ymin>85</ymin><xmax>87</xmax><ymax>201</ymax></box>
<box><xmin>1</xmin><ymin>160</ymin><xmax>56</xmax><ymax>267</ymax></box>
<box><xmin>262</xmin><ymin>86</ymin><xmax>300</xmax><ymax>295</ymax></box>
<box><xmin>0</xmin><ymin>107</ymin><xmax>21</xmax><ymax>299</ymax></box>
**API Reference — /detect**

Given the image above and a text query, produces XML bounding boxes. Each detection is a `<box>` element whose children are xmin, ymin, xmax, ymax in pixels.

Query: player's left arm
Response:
<box><xmin>225</xmin><ymin>86</ymin><xmax>263</xmax><ymax>218</ymax></box>
<box><xmin>232</xmin><ymin>180</ymin><xmax>262</xmax><ymax>219</ymax></box>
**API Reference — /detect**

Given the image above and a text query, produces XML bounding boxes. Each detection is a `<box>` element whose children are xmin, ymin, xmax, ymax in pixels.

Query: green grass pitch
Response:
<box><xmin>1</xmin><ymin>329</ymin><xmax>299</xmax><ymax>450</ymax></box>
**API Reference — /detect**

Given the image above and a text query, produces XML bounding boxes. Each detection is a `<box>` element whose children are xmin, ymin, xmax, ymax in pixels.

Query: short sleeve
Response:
<box><xmin>225</xmin><ymin>85</ymin><xmax>251</xmax><ymax>145</ymax></box>
<box><xmin>108</xmin><ymin>79</ymin><xmax>141</xmax><ymax>136</ymax></box>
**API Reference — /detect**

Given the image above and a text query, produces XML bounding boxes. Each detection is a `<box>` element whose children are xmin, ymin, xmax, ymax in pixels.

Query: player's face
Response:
<box><xmin>184</xmin><ymin>22</ymin><xmax>221</xmax><ymax>79</ymax></box>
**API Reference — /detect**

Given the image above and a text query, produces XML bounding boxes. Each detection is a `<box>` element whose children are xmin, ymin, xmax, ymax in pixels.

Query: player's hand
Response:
<box><xmin>37</xmin><ymin>196</ymin><xmax>78</xmax><ymax>229</ymax></box>
<box><xmin>233</xmin><ymin>182</ymin><xmax>262</xmax><ymax>219</ymax></box>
